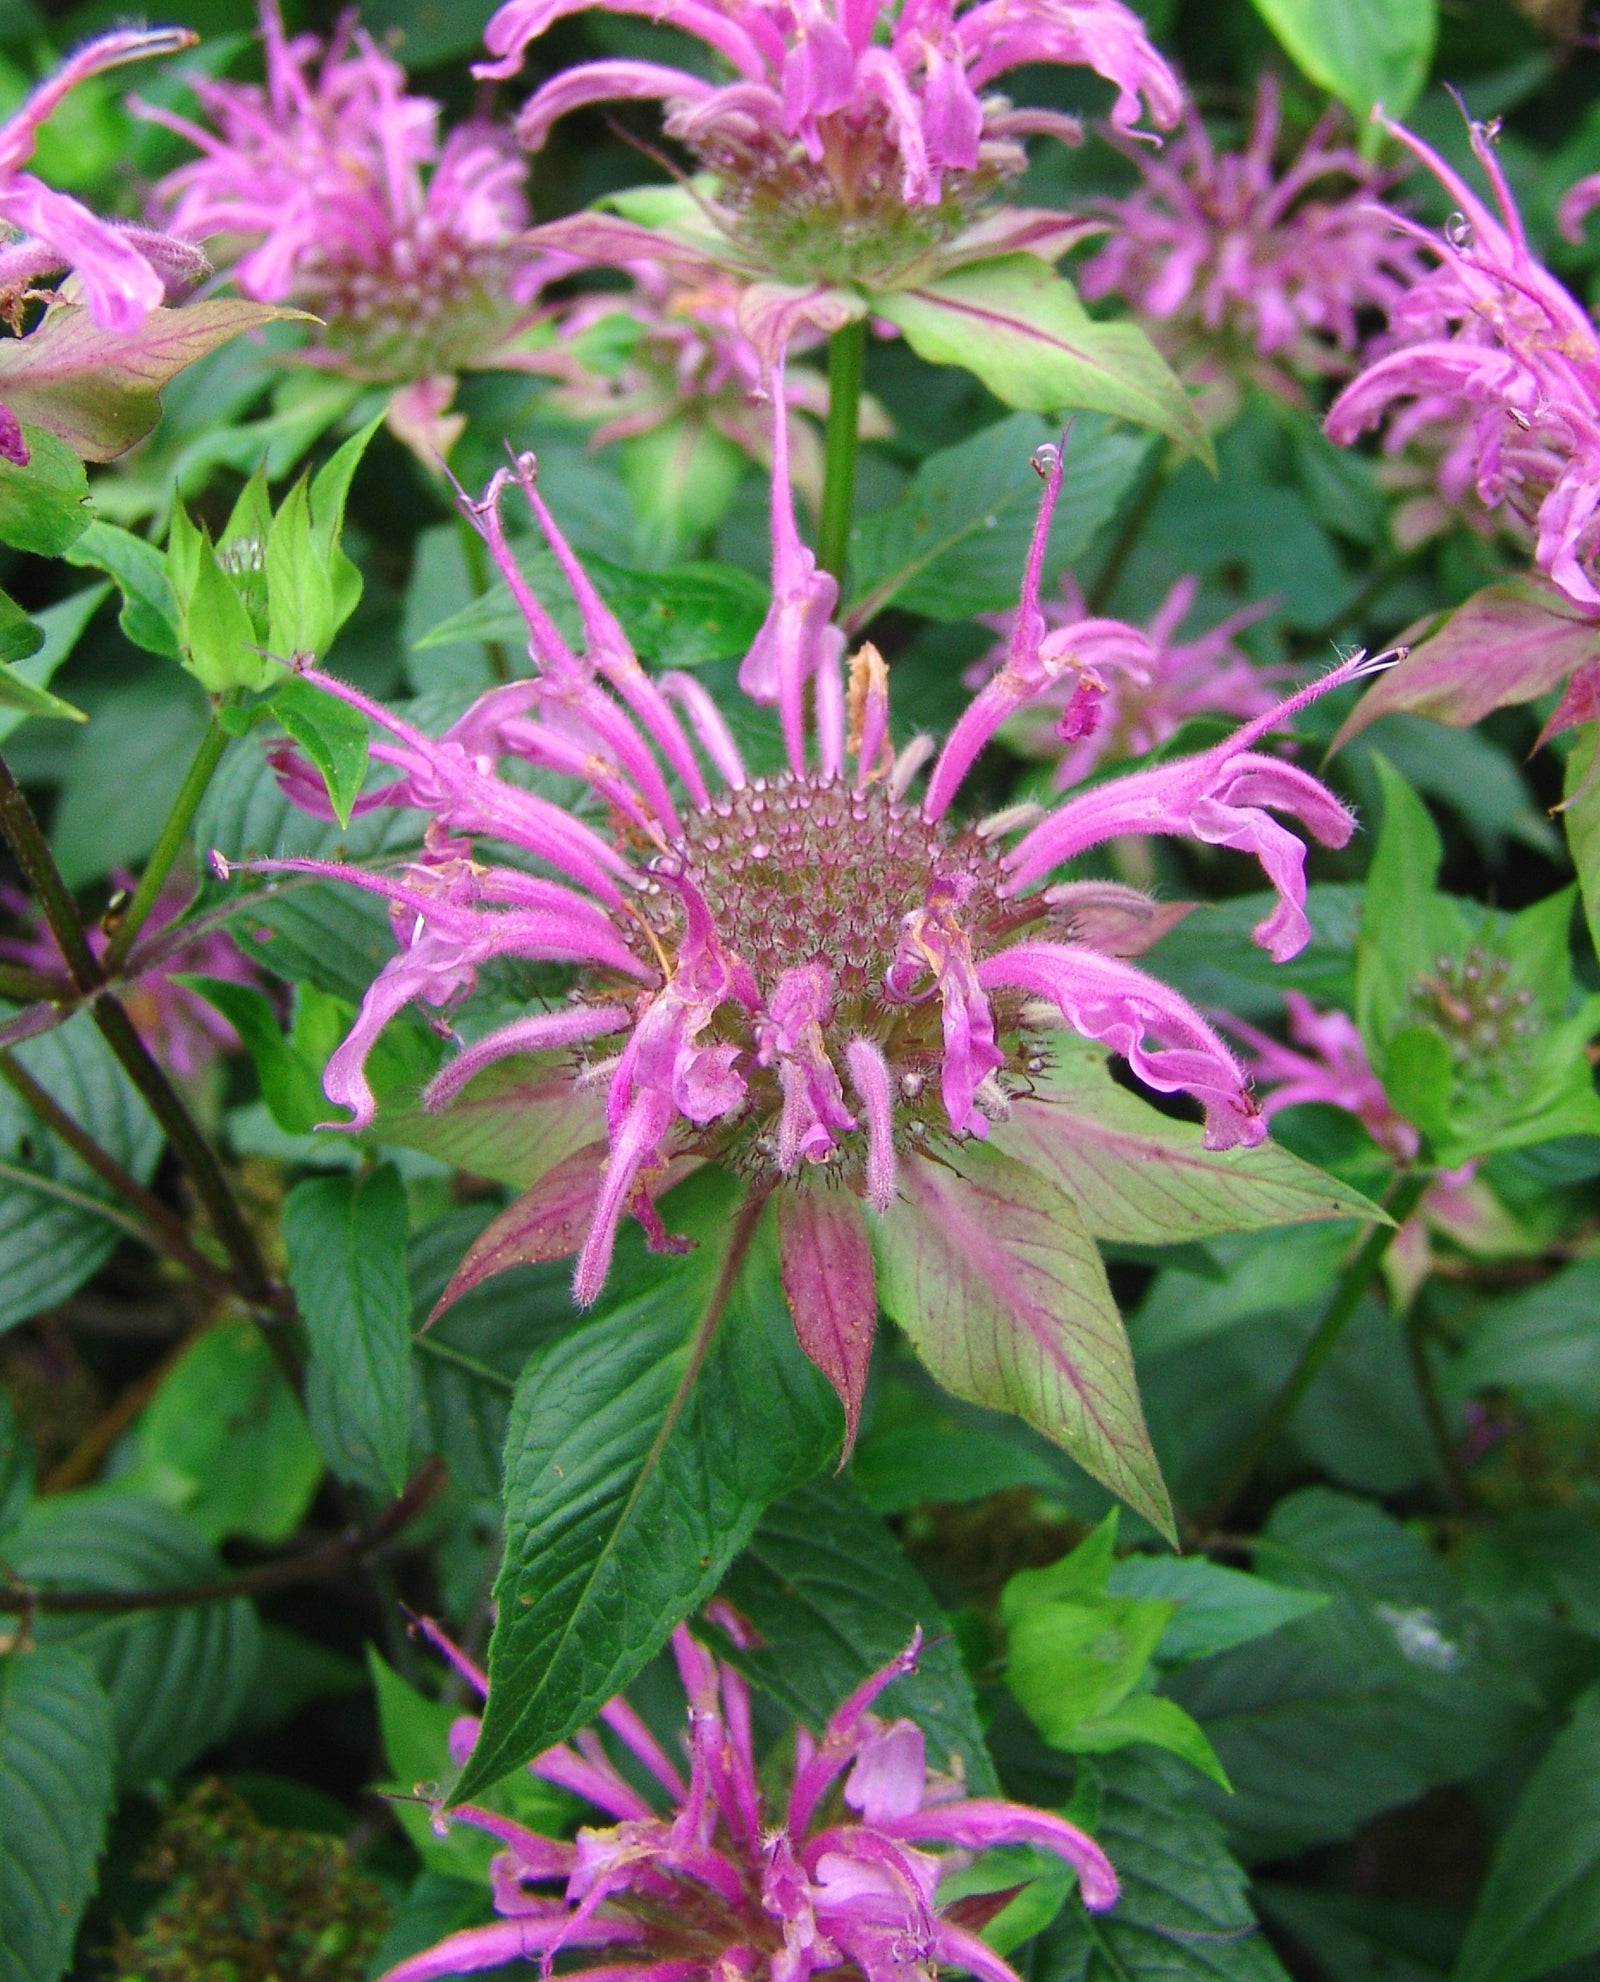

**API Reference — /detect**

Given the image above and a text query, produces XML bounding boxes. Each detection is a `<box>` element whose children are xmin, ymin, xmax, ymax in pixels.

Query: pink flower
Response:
<box><xmin>971</xmin><ymin>572</ymin><xmax>1284</xmax><ymax>786</ymax></box>
<box><xmin>140</xmin><ymin>2</ymin><xmax>551</xmax><ymax>387</ymax></box>
<box><xmin>1080</xmin><ymin>78</ymin><xmax>1424</xmax><ymax>405</ymax></box>
<box><xmin>0</xmin><ymin>28</ymin><xmax>206</xmax><ymax>464</ymax></box>
<box><xmin>1326</xmin><ymin>114</ymin><xmax>1600</xmax><ymax>610</ymax></box>
<box><xmin>228</xmin><ymin>374</ymin><xmax>1379</xmax><ymax>1380</ymax></box>
<box><xmin>1226</xmin><ymin>991</ymin><xmax>1418</xmax><ymax>1162</ymax></box>
<box><xmin>378</xmin><ymin>1610</ymin><xmax>1118</xmax><ymax>1982</ymax></box>
<box><xmin>476</xmin><ymin>0</ymin><xmax>1178</xmax><ymax>288</ymax></box>
<box><xmin>0</xmin><ymin>872</ymin><xmax>263</xmax><ymax>1080</ymax></box>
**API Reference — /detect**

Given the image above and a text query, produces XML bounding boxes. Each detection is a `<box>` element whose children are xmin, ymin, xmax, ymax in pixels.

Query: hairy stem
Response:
<box><xmin>0</xmin><ymin>1460</ymin><xmax>446</xmax><ymax>1615</ymax></box>
<box><xmin>0</xmin><ymin>753</ymin><xmax>100</xmax><ymax>988</ymax></box>
<box><xmin>91</xmin><ymin>996</ymin><xmax>282</xmax><ymax>1311</ymax></box>
<box><xmin>1199</xmin><ymin>1170</ymin><xmax>1432</xmax><ymax>1533</ymax></box>
<box><xmin>101</xmin><ymin>714</ymin><xmax>231</xmax><ymax>977</ymax></box>
<box><xmin>818</xmin><ymin>317</ymin><xmax>868</xmax><ymax>586</ymax></box>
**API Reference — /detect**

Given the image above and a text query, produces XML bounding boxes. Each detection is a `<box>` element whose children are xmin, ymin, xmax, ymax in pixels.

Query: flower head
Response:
<box><xmin>971</xmin><ymin>571</ymin><xmax>1283</xmax><ymax>786</ymax></box>
<box><xmin>142</xmin><ymin>2</ymin><xmax>548</xmax><ymax>387</ymax></box>
<box><xmin>477</xmin><ymin>0</ymin><xmax>1180</xmax><ymax>288</ymax></box>
<box><xmin>1326</xmin><ymin>114</ymin><xmax>1600</xmax><ymax>609</ymax></box>
<box><xmin>0</xmin><ymin>28</ymin><xmax>206</xmax><ymax>463</ymax></box>
<box><xmin>0</xmin><ymin>873</ymin><xmax>262</xmax><ymax>1079</ymax></box>
<box><xmin>1079</xmin><ymin>78</ymin><xmax>1423</xmax><ymax>406</ymax></box>
<box><xmin>380</xmin><ymin>1610</ymin><xmax>1118</xmax><ymax>1982</ymax></box>
<box><xmin>1226</xmin><ymin>991</ymin><xmax>1417</xmax><ymax>1161</ymax></box>
<box><xmin>234</xmin><ymin>380</ymin><xmax>1376</xmax><ymax>1367</ymax></box>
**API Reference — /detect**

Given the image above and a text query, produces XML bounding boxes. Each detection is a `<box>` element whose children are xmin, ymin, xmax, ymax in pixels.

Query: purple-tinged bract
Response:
<box><xmin>379</xmin><ymin>1611</ymin><xmax>1118</xmax><ymax>1982</ymax></box>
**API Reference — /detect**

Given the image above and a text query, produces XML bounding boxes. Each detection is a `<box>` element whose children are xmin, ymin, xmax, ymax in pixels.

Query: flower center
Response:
<box><xmin>687</xmin><ymin>106</ymin><xmax>1009</xmax><ymax>285</ymax></box>
<box><xmin>628</xmin><ymin>773</ymin><xmax>1048</xmax><ymax>1177</ymax></box>
<box><xmin>298</xmin><ymin>227</ymin><xmax>520</xmax><ymax>379</ymax></box>
<box><xmin>1409</xmin><ymin>944</ymin><xmax>1536</xmax><ymax>1066</ymax></box>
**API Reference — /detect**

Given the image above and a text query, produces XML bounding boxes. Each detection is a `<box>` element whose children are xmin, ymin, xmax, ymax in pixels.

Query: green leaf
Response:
<box><xmin>1355</xmin><ymin>757</ymin><xmax>1461</xmax><ymax>1066</ymax></box>
<box><xmin>851</xmin><ymin>1413</ymin><xmax>1065</xmax><ymax>1515</ymax></box>
<box><xmin>1455</xmin><ymin>1680</ymin><xmax>1600</xmax><ymax>1982</ymax></box>
<box><xmin>1062</xmin><ymin>1691</ymin><xmax>1231</xmax><ymax>1791</ymax></box>
<box><xmin>369</xmin><ymin>1649</ymin><xmax>572</xmax><ymax>1883</ymax></box>
<box><xmin>284</xmin><ymin>1165</ymin><xmax>415</xmax><ymax>1497</ymax></box>
<box><xmin>310</xmin><ymin>414</ymin><xmax>383</xmax><ymax>638</ymax></box>
<box><xmin>1020</xmin><ymin>1752</ymin><xmax>1291</xmax><ymax>1981</ymax></box>
<box><xmin>620</xmin><ymin>415</ymin><xmax>747</xmax><ymax>563</ymax></box>
<box><xmin>0</xmin><ymin>300</ymin><xmax>310</xmax><ymax>462</ymax></box>
<box><xmin>271</xmin><ymin>675</ymin><xmax>370</xmax><ymax>828</ymax></box>
<box><xmin>874</xmin><ymin>257</ymin><xmax>1210</xmax><ymax>463</ymax></box>
<box><xmin>1166</xmin><ymin>1489</ymin><xmax>1536</xmax><ymax>1858</ymax></box>
<box><xmin>266</xmin><ymin>475</ymin><xmax>336</xmax><ymax>661</ymax></box>
<box><xmin>874</xmin><ymin>1145</ymin><xmax>1174</xmax><ymax>1542</ymax></box>
<box><xmin>180</xmin><ymin>519</ymin><xmax>276</xmax><ymax>694</ymax></box>
<box><xmin>416</xmin><ymin>546</ymin><xmax>770</xmax><ymax>671</ymax></box>
<box><xmin>178</xmin><ymin>974</ymin><xmax>327</xmax><ymax>1135</ymax></box>
<box><xmin>65</xmin><ymin>518</ymin><xmax>182</xmax><ymax>659</ymax></box>
<box><xmin>718</xmin><ymin>1474</ymin><xmax>998</xmax><ymax>1791</ymax></box>
<box><xmin>454</xmin><ymin>1173</ymin><xmax>837</xmax><ymax>1802</ymax></box>
<box><xmin>0</xmin><ymin>648</ymin><xmax>83</xmax><ymax>727</ymax></box>
<box><xmin>0</xmin><ymin>1007</ymin><xmax>164</xmax><ymax>1332</ymax></box>
<box><xmin>1106</xmin><ymin>1554</ymin><xmax>1330</xmax><ymax>1665</ymax></box>
<box><xmin>0</xmin><ymin>584</ymin><xmax>107</xmax><ymax>746</ymax></box>
<box><xmin>0</xmin><ymin>1645</ymin><xmax>115</xmax><ymax>1982</ymax></box>
<box><xmin>119</xmin><ymin>1318</ymin><xmax>322</xmax><ymax>1545</ymax></box>
<box><xmin>0</xmin><ymin>426</ymin><xmax>89</xmax><ymax>555</ymax></box>
<box><xmin>1451</xmin><ymin>1260</ymin><xmax>1600</xmax><ymax>1415</ymax></box>
<box><xmin>0</xmin><ymin>1394</ymin><xmax>32</xmax><ymax>1541</ymax></box>
<box><xmin>10</xmin><ymin>1492</ymin><xmax>261</xmax><ymax>1787</ymax></box>
<box><xmin>845</xmin><ymin>412</ymin><xmax>1148</xmax><ymax>629</ymax></box>
<box><xmin>1248</xmin><ymin>0</ymin><xmax>1437</xmax><ymax>120</ymax></box>
<box><xmin>0</xmin><ymin>586</ymin><xmax>41</xmax><ymax>668</ymax></box>
<box><xmin>992</xmin><ymin>1044</ymin><xmax>1381</xmax><ymax>1246</ymax></box>
<box><xmin>1565</xmin><ymin>723</ymin><xmax>1600</xmax><ymax>960</ymax></box>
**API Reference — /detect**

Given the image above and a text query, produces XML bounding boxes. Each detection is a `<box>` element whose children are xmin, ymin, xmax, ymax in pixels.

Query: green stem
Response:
<box><xmin>0</xmin><ymin>753</ymin><xmax>100</xmax><ymax>989</ymax></box>
<box><xmin>90</xmin><ymin>996</ymin><xmax>281</xmax><ymax>1312</ymax></box>
<box><xmin>1199</xmin><ymin>1170</ymin><xmax>1432</xmax><ymax>1534</ymax></box>
<box><xmin>818</xmin><ymin>318</ymin><xmax>867</xmax><ymax>587</ymax></box>
<box><xmin>0</xmin><ymin>1047</ymin><xmax>235</xmax><ymax>1298</ymax></box>
<box><xmin>101</xmin><ymin>715</ymin><xmax>230</xmax><ymax>978</ymax></box>
<box><xmin>1087</xmin><ymin>446</ymin><xmax>1166</xmax><ymax>616</ymax></box>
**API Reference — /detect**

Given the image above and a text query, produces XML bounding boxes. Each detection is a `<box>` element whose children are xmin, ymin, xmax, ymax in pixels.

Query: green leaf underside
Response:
<box><xmin>455</xmin><ymin>1174</ymin><xmax>838</xmax><ymax>1801</ymax></box>
<box><xmin>0</xmin><ymin>1646</ymin><xmax>116</xmax><ymax>1982</ymax></box>
<box><xmin>875</xmin><ymin>257</ymin><xmax>1210</xmax><ymax>463</ymax></box>
<box><xmin>874</xmin><ymin>1145</ymin><xmax>1174</xmax><ymax>1542</ymax></box>
<box><xmin>272</xmin><ymin>675</ymin><xmax>370</xmax><ymax>828</ymax></box>
<box><xmin>992</xmin><ymin>1048</ymin><xmax>1382</xmax><ymax>1245</ymax></box>
<box><xmin>0</xmin><ymin>1009</ymin><xmax>164</xmax><ymax>1332</ymax></box>
<box><xmin>9</xmin><ymin>1492</ymin><xmax>260</xmax><ymax>1788</ymax></box>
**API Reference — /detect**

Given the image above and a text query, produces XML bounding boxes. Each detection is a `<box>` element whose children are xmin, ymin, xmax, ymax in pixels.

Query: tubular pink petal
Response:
<box><xmin>514</xmin><ymin>60</ymin><xmax>713</xmax><ymax>149</ymax></box>
<box><xmin>978</xmin><ymin>941</ymin><xmax>1263</xmax><ymax>1148</ymax></box>
<box><xmin>924</xmin><ymin>440</ymin><xmax>1065</xmax><ymax>822</ymax></box>
<box><xmin>659</xmin><ymin>670</ymin><xmax>748</xmax><ymax>789</ymax></box>
<box><xmin>423</xmin><ymin>1005</ymin><xmax>631</xmax><ymax>1110</ymax></box>
<box><xmin>844</xmin><ymin>1037</ymin><xmax>897</xmax><ymax>1213</ymax></box>
<box><xmin>787</xmin><ymin>1633</ymin><xmax>922</xmax><ymax>1835</ymax></box>
<box><xmin>889</xmin><ymin>1801</ymin><xmax>1118</xmax><ymax>1910</ymax></box>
